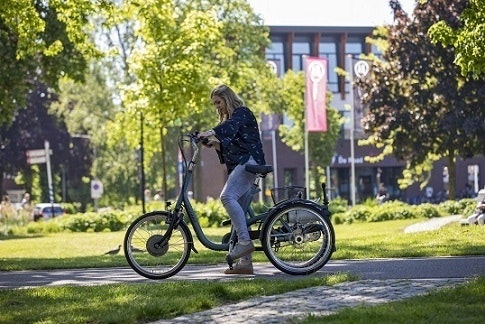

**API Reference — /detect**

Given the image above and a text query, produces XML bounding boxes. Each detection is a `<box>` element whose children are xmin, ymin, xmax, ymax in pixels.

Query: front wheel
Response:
<box><xmin>124</xmin><ymin>211</ymin><xmax>192</xmax><ymax>280</ymax></box>
<box><xmin>261</xmin><ymin>201</ymin><xmax>335</xmax><ymax>275</ymax></box>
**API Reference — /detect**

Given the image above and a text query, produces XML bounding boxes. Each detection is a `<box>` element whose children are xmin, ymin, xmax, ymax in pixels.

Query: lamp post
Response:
<box><xmin>139</xmin><ymin>111</ymin><xmax>146</xmax><ymax>214</ymax></box>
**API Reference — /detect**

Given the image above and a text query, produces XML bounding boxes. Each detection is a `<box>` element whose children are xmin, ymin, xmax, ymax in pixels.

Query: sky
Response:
<box><xmin>247</xmin><ymin>0</ymin><xmax>417</xmax><ymax>27</ymax></box>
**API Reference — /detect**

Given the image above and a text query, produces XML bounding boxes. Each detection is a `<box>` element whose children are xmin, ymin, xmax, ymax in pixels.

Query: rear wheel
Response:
<box><xmin>261</xmin><ymin>202</ymin><xmax>335</xmax><ymax>275</ymax></box>
<box><xmin>124</xmin><ymin>211</ymin><xmax>192</xmax><ymax>280</ymax></box>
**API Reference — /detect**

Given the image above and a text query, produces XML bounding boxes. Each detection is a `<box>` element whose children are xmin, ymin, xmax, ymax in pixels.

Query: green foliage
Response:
<box><xmin>412</xmin><ymin>203</ymin><xmax>442</xmax><ymax>219</ymax></box>
<box><xmin>340</xmin><ymin>199</ymin><xmax>472</xmax><ymax>223</ymax></box>
<box><xmin>100</xmin><ymin>0</ymin><xmax>276</xmax><ymax>203</ymax></box>
<box><xmin>360</xmin><ymin>0</ymin><xmax>485</xmax><ymax>199</ymax></box>
<box><xmin>346</xmin><ymin>205</ymin><xmax>373</xmax><ymax>222</ymax></box>
<box><xmin>2</xmin><ymin>197</ymin><xmax>477</xmax><ymax>237</ymax></box>
<box><xmin>14</xmin><ymin>209</ymin><xmax>138</xmax><ymax>234</ymax></box>
<box><xmin>459</xmin><ymin>198</ymin><xmax>483</xmax><ymax>217</ymax></box>
<box><xmin>439</xmin><ymin>199</ymin><xmax>470</xmax><ymax>216</ymax></box>
<box><xmin>58</xmin><ymin>211</ymin><xmax>127</xmax><ymax>232</ymax></box>
<box><xmin>0</xmin><ymin>0</ymin><xmax>105</xmax><ymax>126</ymax></box>
<box><xmin>328</xmin><ymin>196</ymin><xmax>349</xmax><ymax>215</ymax></box>
<box><xmin>25</xmin><ymin>219</ymin><xmax>62</xmax><ymax>234</ymax></box>
<box><xmin>429</xmin><ymin>0</ymin><xmax>485</xmax><ymax>78</ymax></box>
<box><xmin>275</xmin><ymin>70</ymin><xmax>344</xmax><ymax>196</ymax></box>
<box><xmin>191</xmin><ymin>198</ymin><xmax>227</xmax><ymax>228</ymax></box>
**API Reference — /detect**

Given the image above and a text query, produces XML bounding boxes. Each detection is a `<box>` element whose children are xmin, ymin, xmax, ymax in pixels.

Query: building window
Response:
<box><xmin>371</xmin><ymin>44</ymin><xmax>383</xmax><ymax>59</ymax></box>
<box><xmin>292</xmin><ymin>39</ymin><xmax>310</xmax><ymax>71</ymax></box>
<box><xmin>266</xmin><ymin>41</ymin><xmax>285</xmax><ymax>77</ymax></box>
<box><xmin>319</xmin><ymin>39</ymin><xmax>338</xmax><ymax>93</ymax></box>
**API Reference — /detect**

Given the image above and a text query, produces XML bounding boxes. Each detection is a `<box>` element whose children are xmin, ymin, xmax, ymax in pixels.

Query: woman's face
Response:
<box><xmin>212</xmin><ymin>95</ymin><xmax>227</xmax><ymax>115</ymax></box>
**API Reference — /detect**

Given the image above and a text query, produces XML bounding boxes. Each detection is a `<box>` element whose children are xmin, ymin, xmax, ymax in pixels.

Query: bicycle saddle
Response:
<box><xmin>245</xmin><ymin>164</ymin><xmax>273</xmax><ymax>176</ymax></box>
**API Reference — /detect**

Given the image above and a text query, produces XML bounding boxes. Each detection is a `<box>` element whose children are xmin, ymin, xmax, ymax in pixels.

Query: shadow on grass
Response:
<box><xmin>0</xmin><ymin>255</ymin><xmax>130</xmax><ymax>271</ymax></box>
<box><xmin>0</xmin><ymin>233</ymin><xmax>45</xmax><ymax>241</ymax></box>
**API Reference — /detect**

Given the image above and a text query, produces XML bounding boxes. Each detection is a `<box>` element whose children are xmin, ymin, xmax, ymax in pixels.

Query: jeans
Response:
<box><xmin>220</xmin><ymin>156</ymin><xmax>257</xmax><ymax>243</ymax></box>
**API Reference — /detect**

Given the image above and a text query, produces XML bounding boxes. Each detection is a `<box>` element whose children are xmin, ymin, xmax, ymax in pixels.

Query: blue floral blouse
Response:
<box><xmin>212</xmin><ymin>106</ymin><xmax>266</xmax><ymax>174</ymax></box>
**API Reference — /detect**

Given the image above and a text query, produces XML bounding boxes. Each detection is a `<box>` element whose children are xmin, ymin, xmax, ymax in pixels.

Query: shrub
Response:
<box><xmin>328</xmin><ymin>196</ymin><xmax>348</xmax><ymax>215</ymax></box>
<box><xmin>412</xmin><ymin>203</ymin><xmax>442</xmax><ymax>219</ymax></box>
<box><xmin>368</xmin><ymin>201</ymin><xmax>412</xmax><ymax>222</ymax></box>
<box><xmin>439</xmin><ymin>200</ymin><xmax>463</xmax><ymax>215</ymax></box>
<box><xmin>192</xmin><ymin>198</ymin><xmax>227</xmax><ymax>228</ymax></box>
<box><xmin>26</xmin><ymin>219</ymin><xmax>62</xmax><ymax>234</ymax></box>
<box><xmin>331</xmin><ymin>212</ymin><xmax>345</xmax><ymax>225</ymax></box>
<box><xmin>345</xmin><ymin>205</ymin><xmax>372</xmax><ymax>222</ymax></box>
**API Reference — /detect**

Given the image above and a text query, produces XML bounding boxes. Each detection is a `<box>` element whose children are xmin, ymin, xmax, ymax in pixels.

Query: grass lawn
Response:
<box><xmin>0</xmin><ymin>218</ymin><xmax>484</xmax><ymax>270</ymax></box>
<box><xmin>0</xmin><ymin>218</ymin><xmax>484</xmax><ymax>323</ymax></box>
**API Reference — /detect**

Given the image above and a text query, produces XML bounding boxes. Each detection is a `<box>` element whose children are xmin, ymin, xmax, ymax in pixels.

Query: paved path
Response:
<box><xmin>1</xmin><ymin>256</ymin><xmax>483</xmax><ymax>289</ymax></box>
<box><xmin>151</xmin><ymin>278</ymin><xmax>468</xmax><ymax>323</ymax></box>
<box><xmin>404</xmin><ymin>215</ymin><xmax>463</xmax><ymax>233</ymax></box>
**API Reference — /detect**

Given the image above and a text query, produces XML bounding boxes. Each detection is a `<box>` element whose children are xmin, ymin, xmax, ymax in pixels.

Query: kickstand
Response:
<box><xmin>226</xmin><ymin>254</ymin><xmax>234</xmax><ymax>270</ymax></box>
<box><xmin>226</xmin><ymin>240</ymin><xmax>235</xmax><ymax>269</ymax></box>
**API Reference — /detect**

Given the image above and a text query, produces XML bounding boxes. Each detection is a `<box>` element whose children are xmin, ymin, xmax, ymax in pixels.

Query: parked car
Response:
<box><xmin>32</xmin><ymin>203</ymin><xmax>64</xmax><ymax>221</ymax></box>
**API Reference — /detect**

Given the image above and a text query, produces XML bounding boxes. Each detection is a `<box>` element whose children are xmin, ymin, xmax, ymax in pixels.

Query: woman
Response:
<box><xmin>198</xmin><ymin>84</ymin><xmax>266</xmax><ymax>275</ymax></box>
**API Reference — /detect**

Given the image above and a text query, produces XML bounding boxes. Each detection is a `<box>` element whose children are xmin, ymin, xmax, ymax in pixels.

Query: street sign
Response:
<box><xmin>26</xmin><ymin>149</ymin><xmax>46</xmax><ymax>158</ymax></box>
<box><xmin>27</xmin><ymin>155</ymin><xmax>47</xmax><ymax>164</ymax></box>
<box><xmin>91</xmin><ymin>180</ymin><xmax>104</xmax><ymax>199</ymax></box>
<box><xmin>26</xmin><ymin>148</ymin><xmax>53</xmax><ymax>165</ymax></box>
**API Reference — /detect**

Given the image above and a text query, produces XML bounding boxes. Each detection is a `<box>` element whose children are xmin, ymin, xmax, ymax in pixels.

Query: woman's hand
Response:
<box><xmin>198</xmin><ymin>129</ymin><xmax>215</xmax><ymax>139</ymax></box>
<box><xmin>203</xmin><ymin>139</ymin><xmax>220</xmax><ymax>150</ymax></box>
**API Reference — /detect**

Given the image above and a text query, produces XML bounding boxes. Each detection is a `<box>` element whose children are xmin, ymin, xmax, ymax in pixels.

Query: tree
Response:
<box><xmin>428</xmin><ymin>0</ymin><xmax>485</xmax><ymax>78</ymax></box>
<box><xmin>0</xmin><ymin>82</ymin><xmax>74</xmax><ymax>203</ymax></box>
<box><xmin>359</xmin><ymin>0</ymin><xmax>485</xmax><ymax>199</ymax></box>
<box><xmin>0</xmin><ymin>0</ymin><xmax>108</xmax><ymax>200</ymax></box>
<box><xmin>49</xmin><ymin>63</ymin><xmax>131</xmax><ymax>208</ymax></box>
<box><xmin>0</xmin><ymin>0</ymin><xmax>105</xmax><ymax>126</ymax></box>
<box><xmin>105</xmin><ymin>0</ymin><xmax>276</xmax><ymax>199</ymax></box>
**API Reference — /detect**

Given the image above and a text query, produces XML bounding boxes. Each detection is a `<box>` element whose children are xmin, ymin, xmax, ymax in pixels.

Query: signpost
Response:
<box><xmin>91</xmin><ymin>180</ymin><xmax>103</xmax><ymax>212</ymax></box>
<box><xmin>26</xmin><ymin>141</ymin><xmax>54</xmax><ymax>204</ymax></box>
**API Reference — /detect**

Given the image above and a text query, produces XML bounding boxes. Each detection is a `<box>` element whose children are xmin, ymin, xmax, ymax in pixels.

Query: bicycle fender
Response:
<box><xmin>259</xmin><ymin>199</ymin><xmax>329</xmax><ymax>241</ymax></box>
<box><xmin>267</xmin><ymin>199</ymin><xmax>332</xmax><ymax>219</ymax></box>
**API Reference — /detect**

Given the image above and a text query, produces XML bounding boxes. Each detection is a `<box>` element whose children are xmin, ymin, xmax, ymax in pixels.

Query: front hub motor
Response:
<box><xmin>146</xmin><ymin>235</ymin><xmax>169</xmax><ymax>256</ymax></box>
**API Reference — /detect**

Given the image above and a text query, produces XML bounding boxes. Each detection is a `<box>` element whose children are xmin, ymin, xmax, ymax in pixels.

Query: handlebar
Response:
<box><xmin>178</xmin><ymin>133</ymin><xmax>210</xmax><ymax>167</ymax></box>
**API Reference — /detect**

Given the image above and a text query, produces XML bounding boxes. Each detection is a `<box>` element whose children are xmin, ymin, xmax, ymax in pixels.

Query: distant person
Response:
<box><xmin>376</xmin><ymin>183</ymin><xmax>388</xmax><ymax>204</ymax></box>
<box><xmin>462</xmin><ymin>184</ymin><xmax>475</xmax><ymax>199</ymax></box>
<box><xmin>21</xmin><ymin>192</ymin><xmax>31</xmax><ymax>209</ymax></box>
<box><xmin>425</xmin><ymin>186</ymin><xmax>434</xmax><ymax>202</ymax></box>
<box><xmin>0</xmin><ymin>195</ymin><xmax>16</xmax><ymax>222</ymax></box>
<box><xmin>144</xmin><ymin>189</ymin><xmax>151</xmax><ymax>203</ymax></box>
<box><xmin>153</xmin><ymin>190</ymin><xmax>163</xmax><ymax>201</ymax></box>
<box><xmin>467</xmin><ymin>190</ymin><xmax>485</xmax><ymax>225</ymax></box>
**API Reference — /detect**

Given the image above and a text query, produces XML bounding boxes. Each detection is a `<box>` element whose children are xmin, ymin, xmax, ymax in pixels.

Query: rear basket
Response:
<box><xmin>271</xmin><ymin>186</ymin><xmax>306</xmax><ymax>205</ymax></box>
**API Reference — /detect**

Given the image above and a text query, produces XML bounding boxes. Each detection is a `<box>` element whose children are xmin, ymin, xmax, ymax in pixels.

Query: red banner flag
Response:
<box><xmin>304</xmin><ymin>56</ymin><xmax>328</xmax><ymax>132</ymax></box>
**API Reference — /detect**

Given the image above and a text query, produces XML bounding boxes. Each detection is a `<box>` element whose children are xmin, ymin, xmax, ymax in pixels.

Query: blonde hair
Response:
<box><xmin>210</xmin><ymin>84</ymin><xmax>245</xmax><ymax>122</ymax></box>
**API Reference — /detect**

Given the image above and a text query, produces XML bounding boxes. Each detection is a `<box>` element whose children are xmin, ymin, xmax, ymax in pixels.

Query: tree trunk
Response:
<box><xmin>160</xmin><ymin>126</ymin><xmax>168</xmax><ymax>200</ymax></box>
<box><xmin>447</xmin><ymin>148</ymin><xmax>456</xmax><ymax>200</ymax></box>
